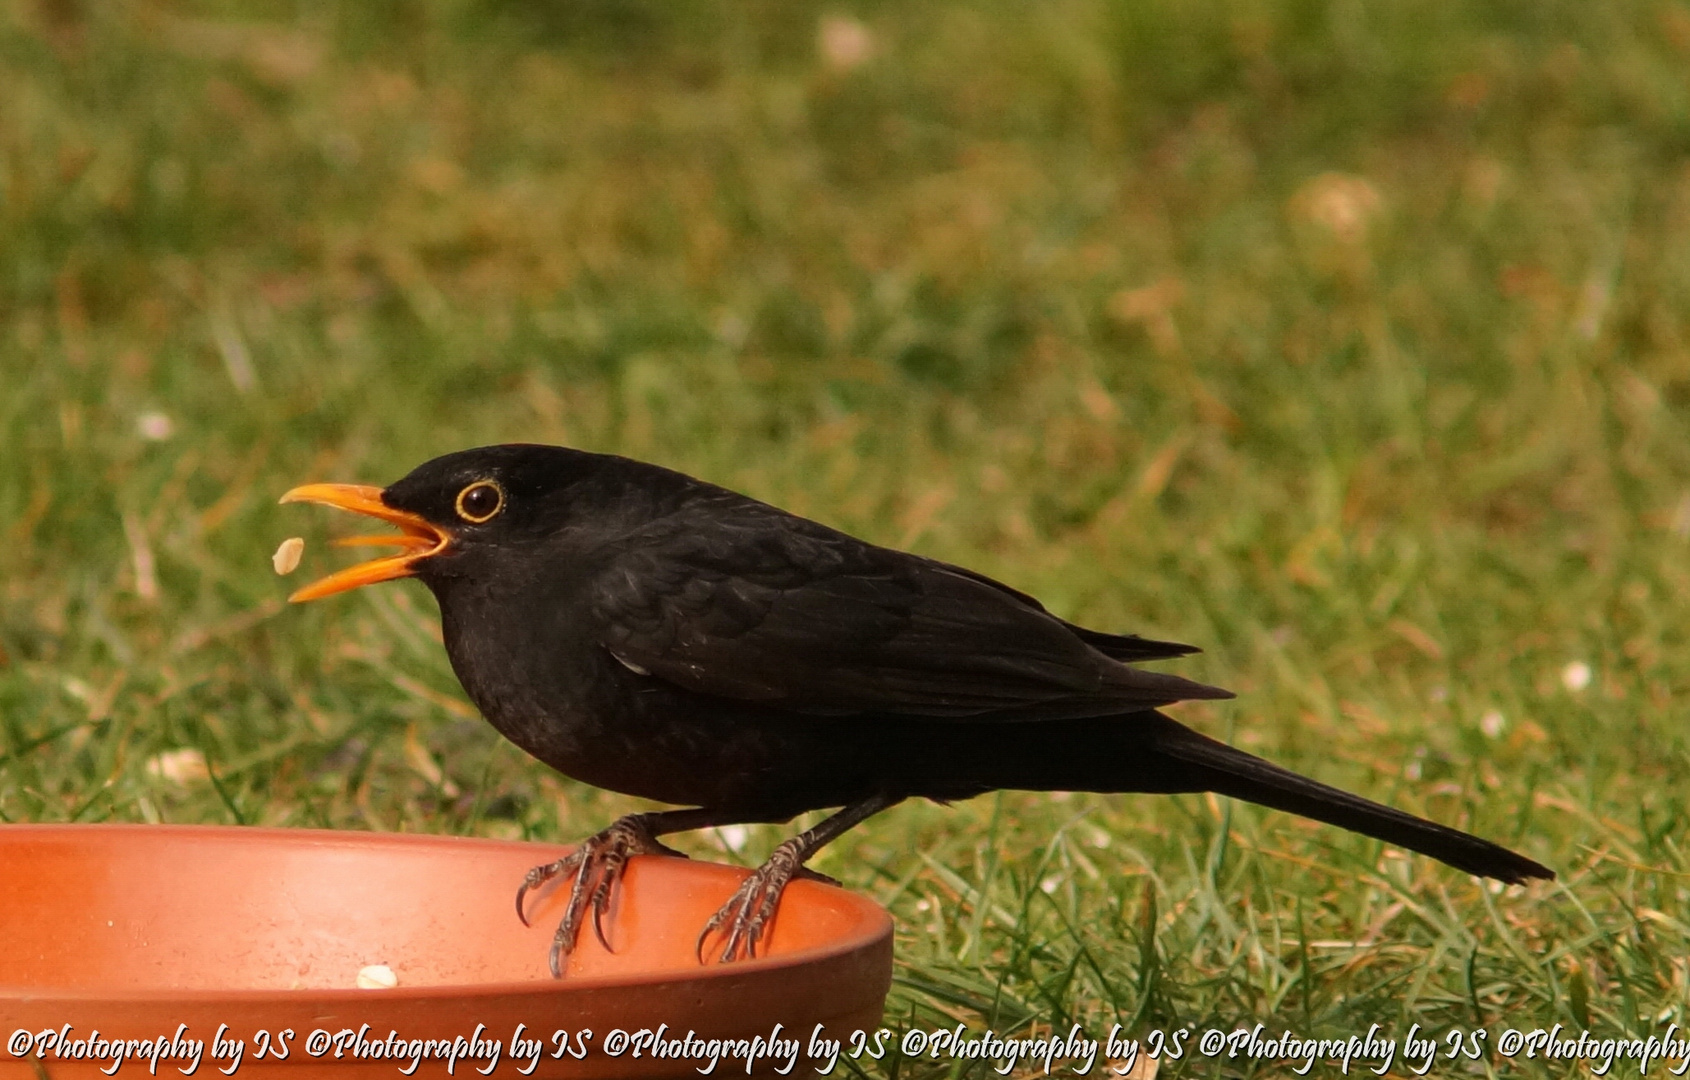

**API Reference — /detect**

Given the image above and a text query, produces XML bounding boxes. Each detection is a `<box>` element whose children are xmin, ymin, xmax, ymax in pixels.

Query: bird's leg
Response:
<box><xmin>698</xmin><ymin>792</ymin><xmax>900</xmax><ymax>964</ymax></box>
<box><xmin>517</xmin><ymin>807</ymin><xmax>722</xmax><ymax>977</ymax></box>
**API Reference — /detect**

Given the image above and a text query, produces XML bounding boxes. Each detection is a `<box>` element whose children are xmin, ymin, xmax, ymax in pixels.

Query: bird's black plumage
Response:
<box><xmin>289</xmin><ymin>443</ymin><xmax>1552</xmax><ymax>970</ymax></box>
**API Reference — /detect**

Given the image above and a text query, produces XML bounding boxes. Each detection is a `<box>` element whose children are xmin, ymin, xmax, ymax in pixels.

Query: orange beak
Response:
<box><xmin>278</xmin><ymin>484</ymin><xmax>450</xmax><ymax>602</ymax></box>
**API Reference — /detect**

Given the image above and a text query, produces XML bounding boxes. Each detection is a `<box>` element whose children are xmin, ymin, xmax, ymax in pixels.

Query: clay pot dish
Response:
<box><xmin>0</xmin><ymin>824</ymin><xmax>892</xmax><ymax>1079</ymax></box>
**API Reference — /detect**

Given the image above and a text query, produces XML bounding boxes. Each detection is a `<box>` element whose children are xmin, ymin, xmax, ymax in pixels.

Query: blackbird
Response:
<box><xmin>283</xmin><ymin>443</ymin><xmax>1552</xmax><ymax>974</ymax></box>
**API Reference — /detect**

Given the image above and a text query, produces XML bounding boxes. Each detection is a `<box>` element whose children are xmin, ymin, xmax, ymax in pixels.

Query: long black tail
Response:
<box><xmin>1144</xmin><ymin>715</ymin><xmax>1553</xmax><ymax>884</ymax></box>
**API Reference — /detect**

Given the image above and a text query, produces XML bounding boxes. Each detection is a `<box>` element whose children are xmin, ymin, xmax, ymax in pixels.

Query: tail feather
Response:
<box><xmin>1148</xmin><ymin>719</ymin><xmax>1553</xmax><ymax>885</ymax></box>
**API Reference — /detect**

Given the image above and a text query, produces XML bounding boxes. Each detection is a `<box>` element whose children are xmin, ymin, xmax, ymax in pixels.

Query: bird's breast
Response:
<box><xmin>434</xmin><ymin>581</ymin><xmax>845</xmax><ymax>810</ymax></box>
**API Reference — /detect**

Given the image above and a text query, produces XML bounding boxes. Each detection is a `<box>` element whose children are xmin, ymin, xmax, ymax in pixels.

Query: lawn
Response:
<box><xmin>3</xmin><ymin>0</ymin><xmax>1689</xmax><ymax>1074</ymax></box>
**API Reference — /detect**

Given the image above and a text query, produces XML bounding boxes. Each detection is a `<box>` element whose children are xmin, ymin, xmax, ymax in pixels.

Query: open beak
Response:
<box><xmin>278</xmin><ymin>484</ymin><xmax>450</xmax><ymax>603</ymax></box>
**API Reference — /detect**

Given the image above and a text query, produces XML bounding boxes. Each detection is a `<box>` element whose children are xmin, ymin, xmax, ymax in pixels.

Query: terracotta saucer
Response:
<box><xmin>0</xmin><ymin>824</ymin><xmax>892</xmax><ymax>1078</ymax></box>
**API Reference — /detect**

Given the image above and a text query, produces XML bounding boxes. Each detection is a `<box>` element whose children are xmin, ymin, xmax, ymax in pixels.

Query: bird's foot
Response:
<box><xmin>516</xmin><ymin>814</ymin><xmax>686</xmax><ymax>977</ymax></box>
<box><xmin>695</xmin><ymin>837</ymin><xmax>820</xmax><ymax>964</ymax></box>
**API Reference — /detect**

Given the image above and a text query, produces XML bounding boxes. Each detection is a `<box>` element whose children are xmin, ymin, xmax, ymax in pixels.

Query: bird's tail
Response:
<box><xmin>1144</xmin><ymin>715</ymin><xmax>1553</xmax><ymax>885</ymax></box>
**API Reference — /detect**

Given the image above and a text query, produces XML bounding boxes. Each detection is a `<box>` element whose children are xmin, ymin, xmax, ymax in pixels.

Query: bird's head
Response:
<box><xmin>280</xmin><ymin>444</ymin><xmax>618</xmax><ymax>602</ymax></box>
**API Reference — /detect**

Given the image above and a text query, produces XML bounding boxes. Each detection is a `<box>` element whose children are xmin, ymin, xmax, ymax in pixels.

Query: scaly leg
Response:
<box><xmin>517</xmin><ymin>808</ymin><xmax>724</xmax><ymax>977</ymax></box>
<box><xmin>698</xmin><ymin>793</ymin><xmax>900</xmax><ymax>963</ymax></box>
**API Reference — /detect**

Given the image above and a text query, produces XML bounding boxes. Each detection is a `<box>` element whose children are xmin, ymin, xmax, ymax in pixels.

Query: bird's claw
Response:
<box><xmin>515</xmin><ymin>852</ymin><xmax>584</xmax><ymax>927</ymax></box>
<box><xmin>514</xmin><ymin>815</ymin><xmax>684</xmax><ymax>978</ymax></box>
<box><xmin>695</xmin><ymin>840</ymin><xmax>810</xmax><ymax>964</ymax></box>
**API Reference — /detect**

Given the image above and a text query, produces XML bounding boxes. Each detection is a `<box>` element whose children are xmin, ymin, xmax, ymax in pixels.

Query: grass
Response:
<box><xmin>3</xmin><ymin>0</ymin><xmax>1690</xmax><ymax>1073</ymax></box>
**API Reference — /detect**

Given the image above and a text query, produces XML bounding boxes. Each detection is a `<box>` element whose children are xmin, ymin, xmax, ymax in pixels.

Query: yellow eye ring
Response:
<box><xmin>455</xmin><ymin>480</ymin><xmax>504</xmax><ymax>523</ymax></box>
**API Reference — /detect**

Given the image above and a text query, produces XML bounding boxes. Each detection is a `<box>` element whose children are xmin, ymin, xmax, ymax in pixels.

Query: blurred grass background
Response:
<box><xmin>4</xmin><ymin>0</ymin><xmax>1690</xmax><ymax>1071</ymax></box>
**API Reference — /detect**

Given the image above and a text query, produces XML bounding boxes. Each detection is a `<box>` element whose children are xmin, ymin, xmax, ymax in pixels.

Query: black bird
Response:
<box><xmin>283</xmin><ymin>444</ymin><xmax>1552</xmax><ymax>974</ymax></box>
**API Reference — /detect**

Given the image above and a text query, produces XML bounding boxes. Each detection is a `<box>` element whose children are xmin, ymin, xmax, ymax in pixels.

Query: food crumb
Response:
<box><xmin>273</xmin><ymin>537</ymin><xmax>305</xmax><ymax>575</ymax></box>
<box><xmin>356</xmin><ymin>964</ymin><xmax>397</xmax><ymax>989</ymax></box>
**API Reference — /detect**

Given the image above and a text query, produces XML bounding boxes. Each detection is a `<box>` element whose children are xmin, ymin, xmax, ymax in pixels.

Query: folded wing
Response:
<box><xmin>590</xmin><ymin>512</ymin><xmax>1230</xmax><ymax>720</ymax></box>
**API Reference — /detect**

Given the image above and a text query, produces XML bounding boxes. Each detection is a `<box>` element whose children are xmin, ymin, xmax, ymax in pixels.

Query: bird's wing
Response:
<box><xmin>590</xmin><ymin>514</ymin><xmax>1230</xmax><ymax>720</ymax></box>
<box><xmin>916</xmin><ymin>557</ymin><xmax>1201</xmax><ymax>661</ymax></box>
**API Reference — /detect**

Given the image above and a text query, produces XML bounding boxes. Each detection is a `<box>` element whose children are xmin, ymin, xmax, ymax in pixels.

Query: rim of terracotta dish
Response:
<box><xmin>2</xmin><ymin>822</ymin><xmax>894</xmax><ymax>1003</ymax></box>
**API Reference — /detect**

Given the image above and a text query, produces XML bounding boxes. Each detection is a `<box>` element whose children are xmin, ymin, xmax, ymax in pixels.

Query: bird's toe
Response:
<box><xmin>697</xmin><ymin>841</ymin><xmax>805</xmax><ymax>964</ymax></box>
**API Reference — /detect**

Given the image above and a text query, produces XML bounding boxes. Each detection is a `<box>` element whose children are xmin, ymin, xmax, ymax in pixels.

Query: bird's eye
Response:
<box><xmin>455</xmin><ymin>480</ymin><xmax>504</xmax><ymax>523</ymax></box>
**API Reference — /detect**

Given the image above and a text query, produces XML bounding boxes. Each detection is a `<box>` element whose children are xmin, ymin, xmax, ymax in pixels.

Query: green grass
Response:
<box><xmin>4</xmin><ymin>0</ymin><xmax>1690</xmax><ymax>1074</ymax></box>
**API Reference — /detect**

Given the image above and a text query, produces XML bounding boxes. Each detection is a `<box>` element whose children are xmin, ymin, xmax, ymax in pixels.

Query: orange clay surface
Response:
<box><xmin>0</xmin><ymin>824</ymin><xmax>892</xmax><ymax>1078</ymax></box>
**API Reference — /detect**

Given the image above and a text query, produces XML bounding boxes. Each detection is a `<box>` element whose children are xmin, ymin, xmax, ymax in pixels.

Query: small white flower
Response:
<box><xmin>1479</xmin><ymin>710</ymin><xmax>1507</xmax><ymax>739</ymax></box>
<box><xmin>818</xmin><ymin>15</ymin><xmax>875</xmax><ymax>72</ymax></box>
<box><xmin>1562</xmin><ymin>661</ymin><xmax>1592</xmax><ymax>692</ymax></box>
<box><xmin>1290</xmin><ymin>173</ymin><xmax>1384</xmax><ymax>242</ymax></box>
<box><xmin>136</xmin><ymin>412</ymin><xmax>174</xmax><ymax>441</ymax></box>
